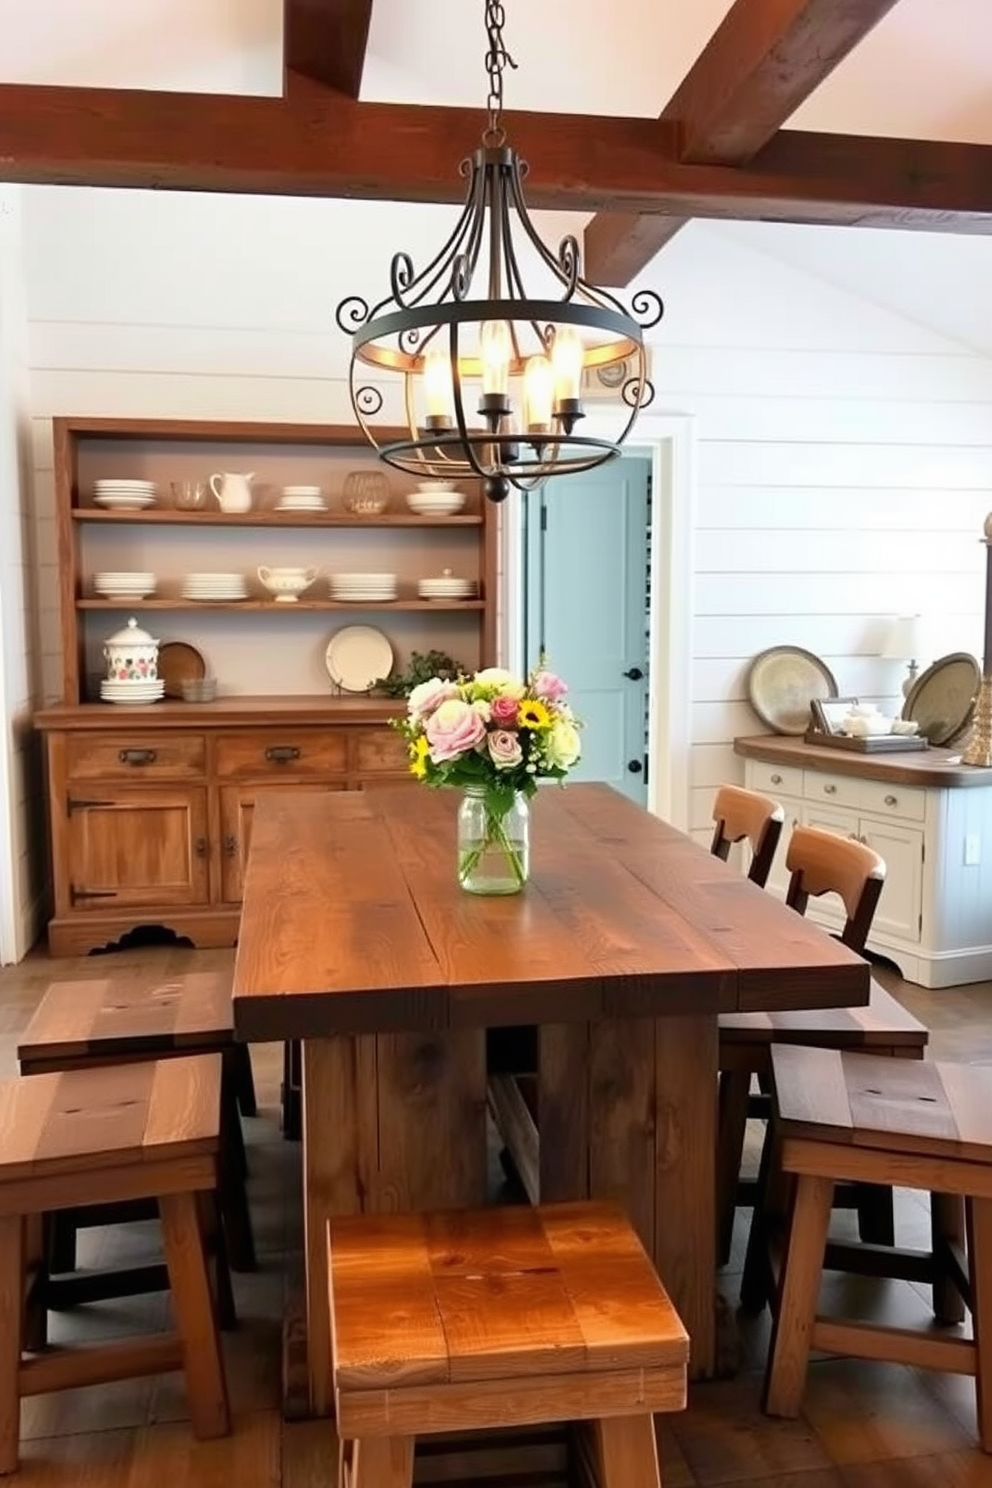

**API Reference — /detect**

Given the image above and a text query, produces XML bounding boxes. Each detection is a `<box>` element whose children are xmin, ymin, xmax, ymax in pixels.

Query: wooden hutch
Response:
<box><xmin>34</xmin><ymin>417</ymin><xmax>498</xmax><ymax>954</ymax></box>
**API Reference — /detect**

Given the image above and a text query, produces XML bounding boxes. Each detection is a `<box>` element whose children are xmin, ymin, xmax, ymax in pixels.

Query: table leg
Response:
<box><xmin>302</xmin><ymin>1029</ymin><xmax>487</xmax><ymax>1417</ymax></box>
<box><xmin>537</xmin><ymin>1014</ymin><xmax>717</xmax><ymax>1382</ymax></box>
<box><xmin>654</xmin><ymin>1014</ymin><xmax>717</xmax><ymax>1380</ymax></box>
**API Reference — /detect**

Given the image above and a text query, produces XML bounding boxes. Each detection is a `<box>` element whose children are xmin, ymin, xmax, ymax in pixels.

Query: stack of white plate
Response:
<box><xmin>94</xmin><ymin>571</ymin><xmax>157</xmax><ymax>600</ymax></box>
<box><xmin>182</xmin><ymin>572</ymin><xmax>249</xmax><ymax>602</ymax></box>
<box><xmin>100</xmin><ymin>677</ymin><xmax>165</xmax><ymax>705</ymax></box>
<box><xmin>418</xmin><ymin>573</ymin><xmax>477</xmax><ymax>602</ymax></box>
<box><xmin>93</xmin><ymin>480</ymin><xmax>158</xmax><ymax>511</ymax></box>
<box><xmin>329</xmin><ymin>572</ymin><xmax>398</xmax><ymax>603</ymax></box>
<box><xmin>276</xmin><ymin>485</ymin><xmax>327</xmax><ymax>512</ymax></box>
<box><xmin>406</xmin><ymin>482</ymin><xmax>465</xmax><ymax>517</ymax></box>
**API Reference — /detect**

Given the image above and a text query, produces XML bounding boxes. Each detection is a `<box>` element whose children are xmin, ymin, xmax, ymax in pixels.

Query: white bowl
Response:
<box><xmin>257</xmin><ymin>565</ymin><xmax>318</xmax><ymax>602</ymax></box>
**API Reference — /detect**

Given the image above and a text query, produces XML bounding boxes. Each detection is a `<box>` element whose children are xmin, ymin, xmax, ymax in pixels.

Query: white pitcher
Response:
<box><xmin>209</xmin><ymin>471</ymin><xmax>255</xmax><ymax>514</ymax></box>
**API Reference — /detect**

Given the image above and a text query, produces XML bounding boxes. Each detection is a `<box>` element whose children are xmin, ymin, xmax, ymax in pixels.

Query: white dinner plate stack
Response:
<box><xmin>417</xmin><ymin>573</ymin><xmax>477</xmax><ymax>602</ymax></box>
<box><xmin>94</xmin><ymin>571</ymin><xmax>157</xmax><ymax>600</ymax></box>
<box><xmin>329</xmin><ymin>572</ymin><xmax>398</xmax><ymax>603</ymax></box>
<box><xmin>93</xmin><ymin>479</ymin><xmax>158</xmax><ymax>511</ymax></box>
<box><xmin>406</xmin><ymin>484</ymin><xmax>465</xmax><ymax>517</ymax></box>
<box><xmin>182</xmin><ymin>572</ymin><xmax>249</xmax><ymax>602</ymax></box>
<box><xmin>276</xmin><ymin>485</ymin><xmax>327</xmax><ymax>512</ymax></box>
<box><xmin>100</xmin><ymin>677</ymin><xmax>165</xmax><ymax>705</ymax></box>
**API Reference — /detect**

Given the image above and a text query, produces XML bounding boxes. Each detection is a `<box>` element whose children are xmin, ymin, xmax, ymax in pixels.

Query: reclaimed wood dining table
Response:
<box><xmin>231</xmin><ymin>783</ymin><xmax>869</xmax><ymax>1416</ymax></box>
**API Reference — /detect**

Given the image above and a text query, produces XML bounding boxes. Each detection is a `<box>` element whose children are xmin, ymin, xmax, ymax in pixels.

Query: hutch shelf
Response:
<box><xmin>35</xmin><ymin>417</ymin><xmax>498</xmax><ymax>955</ymax></box>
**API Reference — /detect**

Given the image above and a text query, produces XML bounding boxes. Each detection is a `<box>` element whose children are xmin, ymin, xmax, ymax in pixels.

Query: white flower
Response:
<box><xmin>473</xmin><ymin>667</ymin><xmax>526</xmax><ymax>698</ymax></box>
<box><xmin>407</xmin><ymin>677</ymin><xmax>457</xmax><ymax>723</ymax></box>
<box><xmin>471</xmin><ymin>698</ymin><xmax>492</xmax><ymax>722</ymax></box>
<box><xmin>545</xmin><ymin>718</ymin><xmax>582</xmax><ymax>769</ymax></box>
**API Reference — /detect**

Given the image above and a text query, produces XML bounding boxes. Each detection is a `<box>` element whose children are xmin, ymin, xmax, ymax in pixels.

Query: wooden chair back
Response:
<box><xmin>710</xmin><ymin>785</ymin><xmax>785</xmax><ymax>888</ymax></box>
<box><xmin>785</xmin><ymin>825</ymin><xmax>886</xmax><ymax>952</ymax></box>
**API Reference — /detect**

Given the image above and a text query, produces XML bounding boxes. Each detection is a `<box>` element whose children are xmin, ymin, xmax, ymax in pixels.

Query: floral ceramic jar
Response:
<box><xmin>103</xmin><ymin>617</ymin><xmax>160</xmax><ymax>682</ymax></box>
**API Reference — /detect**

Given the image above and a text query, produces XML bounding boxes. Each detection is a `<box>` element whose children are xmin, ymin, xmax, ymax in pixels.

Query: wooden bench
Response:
<box><xmin>0</xmin><ymin>1054</ymin><xmax>230</xmax><ymax>1473</ymax></box>
<box><xmin>17</xmin><ymin>972</ymin><xmax>255</xmax><ymax>1276</ymax></box>
<box><xmin>328</xmin><ymin>1201</ymin><xmax>688</xmax><ymax>1487</ymax></box>
<box><xmin>762</xmin><ymin>1044</ymin><xmax>992</xmax><ymax>1452</ymax></box>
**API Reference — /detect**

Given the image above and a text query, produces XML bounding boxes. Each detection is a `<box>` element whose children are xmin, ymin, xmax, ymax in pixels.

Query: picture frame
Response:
<box><xmin>809</xmin><ymin>697</ymin><xmax>859</xmax><ymax>735</ymax></box>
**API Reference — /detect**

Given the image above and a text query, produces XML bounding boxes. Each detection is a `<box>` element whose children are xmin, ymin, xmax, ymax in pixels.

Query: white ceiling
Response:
<box><xmin>2</xmin><ymin>0</ymin><xmax>992</xmax><ymax>353</ymax></box>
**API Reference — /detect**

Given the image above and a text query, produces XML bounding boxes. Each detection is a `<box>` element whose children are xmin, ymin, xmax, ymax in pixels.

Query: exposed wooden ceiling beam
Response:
<box><xmin>284</xmin><ymin>0</ymin><xmax>373</xmax><ymax>98</ymax></box>
<box><xmin>584</xmin><ymin>0</ymin><xmax>903</xmax><ymax>285</ymax></box>
<box><xmin>1</xmin><ymin>83</ymin><xmax>991</xmax><ymax>239</ymax></box>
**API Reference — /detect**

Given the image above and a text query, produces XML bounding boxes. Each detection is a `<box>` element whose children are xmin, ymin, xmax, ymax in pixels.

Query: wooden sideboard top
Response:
<box><xmin>735</xmin><ymin>733</ymin><xmax>992</xmax><ymax>789</ymax></box>
<box><xmin>33</xmin><ymin>694</ymin><xmax>400</xmax><ymax>731</ymax></box>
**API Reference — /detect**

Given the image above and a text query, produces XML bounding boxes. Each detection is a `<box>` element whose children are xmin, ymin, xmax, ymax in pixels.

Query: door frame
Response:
<box><xmin>500</xmin><ymin>411</ymin><xmax>696</xmax><ymax>829</ymax></box>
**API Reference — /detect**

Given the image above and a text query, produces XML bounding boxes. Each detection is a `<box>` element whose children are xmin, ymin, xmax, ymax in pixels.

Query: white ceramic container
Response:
<box><xmin>102</xmin><ymin>616</ymin><xmax>159</xmax><ymax>681</ymax></box>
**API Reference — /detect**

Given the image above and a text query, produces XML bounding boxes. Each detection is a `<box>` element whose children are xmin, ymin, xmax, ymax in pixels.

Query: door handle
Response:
<box><xmin>623</xmin><ymin>667</ymin><xmax>644</xmax><ymax>681</ymax></box>
<box><xmin>224</xmin><ymin>834</ymin><xmax>239</xmax><ymax>859</ymax></box>
<box><xmin>627</xmin><ymin>759</ymin><xmax>643</xmax><ymax>774</ymax></box>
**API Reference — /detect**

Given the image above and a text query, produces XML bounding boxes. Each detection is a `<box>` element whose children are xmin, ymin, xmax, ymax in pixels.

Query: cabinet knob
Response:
<box><xmin>265</xmin><ymin>745</ymin><xmax>301</xmax><ymax>765</ymax></box>
<box><xmin>119</xmin><ymin>748</ymin><xmax>157</xmax><ymax>766</ymax></box>
<box><xmin>770</xmin><ymin>773</ymin><xmax>783</xmax><ymax>785</ymax></box>
<box><xmin>194</xmin><ymin>837</ymin><xmax>208</xmax><ymax>858</ymax></box>
<box><xmin>224</xmin><ymin>834</ymin><xmax>239</xmax><ymax>859</ymax></box>
<box><xmin>824</xmin><ymin>784</ymin><xmax>837</xmax><ymax>794</ymax></box>
<box><xmin>884</xmin><ymin>794</ymin><xmax>897</xmax><ymax>806</ymax></box>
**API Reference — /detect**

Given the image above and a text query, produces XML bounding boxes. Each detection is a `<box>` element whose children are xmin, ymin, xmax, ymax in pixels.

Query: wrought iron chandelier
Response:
<box><xmin>336</xmin><ymin>0</ymin><xmax>663</xmax><ymax>503</ymax></box>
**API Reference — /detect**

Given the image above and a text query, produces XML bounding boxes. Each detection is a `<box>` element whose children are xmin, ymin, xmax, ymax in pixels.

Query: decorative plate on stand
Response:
<box><xmin>903</xmin><ymin>652</ymin><xmax>981</xmax><ymax>746</ymax></box>
<box><xmin>747</xmin><ymin>646</ymin><xmax>839</xmax><ymax>735</ymax></box>
<box><xmin>325</xmin><ymin>626</ymin><xmax>393</xmax><ymax>694</ymax></box>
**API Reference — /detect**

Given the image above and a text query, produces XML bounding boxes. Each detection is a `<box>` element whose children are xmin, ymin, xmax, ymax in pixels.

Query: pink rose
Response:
<box><xmin>408</xmin><ymin>677</ymin><xmax>458</xmax><ymax>723</ymax></box>
<box><xmin>532</xmin><ymin>670</ymin><xmax>567</xmax><ymax>703</ymax></box>
<box><xmin>425</xmin><ymin>698</ymin><xmax>487</xmax><ymax>763</ymax></box>
<box><xmin>490</xmin><ymin>694</ymin><xmax>520</xmax><ymax>725</ymax></box>
<box><xmin>488</xmin><ymin>729</ymin><xmax>523</xmax><ymax>770</ymax></box>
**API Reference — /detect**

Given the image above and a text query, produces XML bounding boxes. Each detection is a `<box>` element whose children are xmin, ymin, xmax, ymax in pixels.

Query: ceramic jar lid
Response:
<box><xmin>105</xmin><ymin>616</ymin><xmax>158</xmax><ymax>648</ymax></box>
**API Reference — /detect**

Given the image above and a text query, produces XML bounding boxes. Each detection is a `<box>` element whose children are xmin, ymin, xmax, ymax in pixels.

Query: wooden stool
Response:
<box><xmin>716</xmin><ymin>825</ymin><xmax>888</xmax><ymax>1276</ymax></box>
<box><xmin>18</xmin><ymin>973</ymin><xmax>256</xmax><ymax>1274</ymax></box>
<box><xmin>328</xmin><ymin>1202</ymin><xmax>688</xmax><ymax>1488</ymax></box>
<box><xmin>763</xmin><ymin>1045</ymin><xmax>992</xmax><ymax>1452</ymax></box>
<box><xmin>0</xmin><ymin>1054</ymin><xmax>230</xmax><ymax>1473</ymax></box>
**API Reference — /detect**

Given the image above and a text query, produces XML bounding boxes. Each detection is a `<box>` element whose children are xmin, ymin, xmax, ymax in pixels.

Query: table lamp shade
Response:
<box><xmin>881</xmin><ymin>615</ymin><xmax>925</xmax><ymax>662</ymax></box>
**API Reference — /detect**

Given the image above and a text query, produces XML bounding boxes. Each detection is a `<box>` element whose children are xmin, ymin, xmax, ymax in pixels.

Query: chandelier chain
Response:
<box><xmin>482</xmin><ymin>0</ymin><xmax>517</xmax><ymax>147</ymax></box>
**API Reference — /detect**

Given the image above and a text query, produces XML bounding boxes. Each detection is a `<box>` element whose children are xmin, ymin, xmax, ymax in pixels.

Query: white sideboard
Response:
<box><xmin>735</xmin><ymin>735</ymin><xmax>992</xmax><ymax>989</ymax></box>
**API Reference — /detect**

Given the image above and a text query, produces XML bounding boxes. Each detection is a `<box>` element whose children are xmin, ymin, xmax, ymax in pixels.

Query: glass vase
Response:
<box><xmin>457</xmin><ymin>786</ymin><xmax>530</xmax><ymax>895</ymax></box>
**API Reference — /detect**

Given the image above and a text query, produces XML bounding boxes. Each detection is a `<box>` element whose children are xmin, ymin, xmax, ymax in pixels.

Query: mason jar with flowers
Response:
<box><xmin>393</xmin><ymin>662</ymin><xmax>582</xmax><ymax>894</ymax></box>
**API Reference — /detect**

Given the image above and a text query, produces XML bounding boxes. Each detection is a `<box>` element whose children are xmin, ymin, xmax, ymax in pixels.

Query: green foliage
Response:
<box><xmin>373</xmin><ymin>649</ymin><xmax>466</xmax><ymax>698</ymax></box>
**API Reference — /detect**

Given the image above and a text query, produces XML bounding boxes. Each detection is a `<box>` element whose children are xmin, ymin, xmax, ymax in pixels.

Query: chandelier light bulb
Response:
<box><xmin>423</xmin><ymin>340</ymin><xmax>453</xmax><ymax>422</ymax></box>
<box><xmin>523</xmin><ymin>354</ymin><xmax>555</xmax><ymax>434</ymax></box>
<box><xmin>479</xmin><ymin>320</ymin><xmax>512</xmax><ymax>400</ymax></box>
<box><xmin>551</xmin><ymin>325</ymin><xmax>584</xmax><ymax>405</ymax></box>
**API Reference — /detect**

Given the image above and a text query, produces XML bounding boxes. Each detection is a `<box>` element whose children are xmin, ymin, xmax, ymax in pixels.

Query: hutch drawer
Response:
<box><xmin>213</xmin><ymin>731</ymin><xmax>348</xmax><ymax>778</ymax></box>
<box><xmin>66</xmin><ymin>732</ymin><xmax>207</xmax><ymax>781</ymax></box>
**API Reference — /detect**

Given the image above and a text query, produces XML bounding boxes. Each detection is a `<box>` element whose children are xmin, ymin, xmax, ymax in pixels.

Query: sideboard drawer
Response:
<box><xmin>215</xmin><ymin>731</ymin><xmax>347</xmax><ymax>778</ymax></box>
<box><xmin>66</xmin><ymin>732</ymin><xmax>206</xmax><ymax>780</ymax></box>
<box><xmin>353</xmin><ymin>728</ymin><xmax>409</xmax><ymax>775</ymax></box>
<box><xmin>802</xmin><ymin>770</ymin><xmax>861</xmax><ymax>809</ymax></box>
<box><xmin>746</xmin><ymin>760</ymin><xmax>803</xmax><ymax>798</ymax></box>
<box><xmin>857</xmin><ymin>777</ymin><xmax>926</xmax><ymax>823</ymax></box>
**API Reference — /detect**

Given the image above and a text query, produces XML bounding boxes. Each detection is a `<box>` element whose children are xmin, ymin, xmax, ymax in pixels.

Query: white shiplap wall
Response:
<box><xmin>17</xmin><ymin>189</ymin><xmax>992</xmax><ymax>870</ymax></box>
<box><xmin>0</xmin><ymin>187</ymin><xmax>45</xmax><ymax>962</ymax></box>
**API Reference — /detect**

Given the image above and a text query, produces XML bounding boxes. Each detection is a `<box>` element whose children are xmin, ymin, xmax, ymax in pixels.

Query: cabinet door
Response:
<box><xmin>860</xmin><ymin>818</ymin><xmax>924</xmax><ymax>943</ymax></box>
<box><xmin>219</xmin><ymin>783</ymin><xmax>345</xmax><ymax>903</ymax></box>
<box><xmin>66</xmin><ymin>788</ymin><xmax>209</xmax><ymax>910</ymax></box>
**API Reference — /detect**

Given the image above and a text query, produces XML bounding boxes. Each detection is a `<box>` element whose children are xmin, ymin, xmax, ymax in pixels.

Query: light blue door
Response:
<box><xmin>524</xmin><ymin>458</ymin><xmax>651</xmax><ymax>804</ymax></box>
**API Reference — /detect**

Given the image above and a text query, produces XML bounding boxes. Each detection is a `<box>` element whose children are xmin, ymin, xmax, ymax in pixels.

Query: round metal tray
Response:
<box><xmin>747</xmin><ymin>646</ymin><xmax>838</xmax><ymax>735</ymax></box>
<box><xmin>903</xmin><ymin>652</ymin><xmax>981</xmax><ymax>746</ymax></box>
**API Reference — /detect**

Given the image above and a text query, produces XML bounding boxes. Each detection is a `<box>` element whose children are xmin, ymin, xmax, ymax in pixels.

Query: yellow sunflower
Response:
<box><xmin>518</xmin><ymin>699</ymin><xmax>552</xmax><ymax>730</ymax></box>
<box><xmin>409</xmin><ymin>735</ymin><xmax>431</xmax><ymax>778</ymax></box>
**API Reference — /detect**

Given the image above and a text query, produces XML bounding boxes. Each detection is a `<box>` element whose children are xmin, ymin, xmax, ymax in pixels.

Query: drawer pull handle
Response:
<box><xmin>224</xmin><ymin>834</ymin><xmax>238</xmax><ymax>859</ymax></box>
<box><xmin>119</xmin><ymin>748</ymin><xmax>157</xmax><ymax>766</ymax></box>
<box><xmin>194</xmin><ymin>837</ymin><xmax>208</xmax><ymax>858</ymax></box>
<box><xmin>770</xmin><ymin>773</ymin><xmax>783</xmax><ymax>785</ymax></box>
<box><xmin>824</xmin><ymin>783</ymin><xmax>837</xmax><ymax>794</ymax></box>
<box><xmin>265</xmin><ymin>746</ymin><xmax>301</xmax><ymax>764</ymax></box>
<box><xmin>884</xmin><ymin>794</ymin><xmax>897</xmax><ymax>806</ymax></box>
